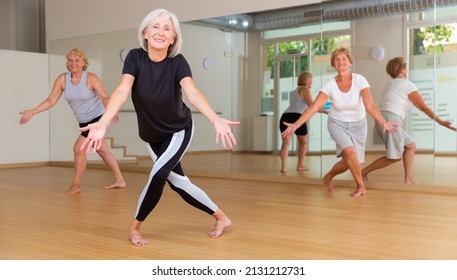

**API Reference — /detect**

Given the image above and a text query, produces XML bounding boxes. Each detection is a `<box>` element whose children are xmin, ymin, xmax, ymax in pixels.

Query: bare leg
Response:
<box><xmin>66</xmin><ymin>136</ymin><xmax>87</xmax><ymax>195</ymax></box>
<box><xmin>361</xmin><ymin>156</ymin><xmax>401</xmax><ymax>181</ymax></box>
<box><xmin>128</xmin><ymin>219</ymin><xmax>148</xmax><ymax>246</ymax></box>
<box><xmin>96</xmin><ymin>139</ymin><xmax>127</xmax><ymax>189</ymax></box>
<box><xmin>342</xmin><ymin>147</ymin><xmax>366</xmax><ymax>197</ymax></box>
<box><xmin>208</xmin><ymin>208</ymin><xmax>232</xmax><ymax>238</ymax></box>
<box><xmin>296</xmin><ymin>134</ymin><xmax>309</xmax><ymax>172</ymax></box>
<box><xmin>323</xmin><ymin>159</ymin><xmax>349</xmax><ymax>192</ymax></box>
<box><xmin>403</xmin><ymin>142</ymin><xmax>417</xmax><ymax>184</ymax></box>
<box><xmin>279</xmin><ymin>135</ymin><xmax>292</xmax><ymax>173</ymax></box>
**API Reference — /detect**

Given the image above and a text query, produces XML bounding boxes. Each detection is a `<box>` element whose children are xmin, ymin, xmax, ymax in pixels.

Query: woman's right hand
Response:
<box><xmin>281</xmin><ymin>122</ymin><xmax>296</xmax><ymax>138</ymax></box>
<box><xmin>79</xmin><ymin>121</ymin><xmax>108</xmax><ymax>154</ymax></box>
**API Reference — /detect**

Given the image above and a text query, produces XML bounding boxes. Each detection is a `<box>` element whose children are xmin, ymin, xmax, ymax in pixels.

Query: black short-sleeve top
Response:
<box><xmin>122</xmin><ymin>48</ymin><xmax>192</xmax><ymax>143</ymax></box>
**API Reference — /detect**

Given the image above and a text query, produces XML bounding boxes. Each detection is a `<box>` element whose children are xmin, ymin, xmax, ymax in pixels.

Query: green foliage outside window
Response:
<box><xmin>413</xmin><ymin>24</ymin><xmax>455</xmax><ymax>54</ymax></box>
<box><xmin>264</xmin><ymin>35</ymin><xmax>350</xmax><ymax>80</ymax></box>
<box><xmin>312</xmin><ymin>38</ymin><xmax>336</xmax><ymax>55</ymax></box>
<box><xmin>266</xmin><ymin>41</ymin><xmax>308</xmax><ymax>79</ymax></box>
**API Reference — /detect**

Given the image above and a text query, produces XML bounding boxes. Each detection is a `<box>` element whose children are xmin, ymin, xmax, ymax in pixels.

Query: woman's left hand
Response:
<box><xmin>442</xmin><ymin>121</ymin><xmax>457</xmax><ymax>131</ymax></box>
<box><xmin>213</xmin><ymin>118</ymin><xmax>240</xmax><ymax>149</ymax></box>
<box><xmin>382</xmin><ymin>121</ymin><xmax>398</xmax><ymax>134</ymax></box>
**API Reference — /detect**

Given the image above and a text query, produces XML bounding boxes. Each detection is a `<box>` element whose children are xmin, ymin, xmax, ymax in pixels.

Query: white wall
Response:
<box><xmin>0</xmin><ymin>50</ymin><xmax>49</xmax><ymax>164</ymax></box>
<box><xmin>44</xmin><ymin>0</ymin><xmax>321</xmax><ymax>42</ymax></box>
<box><xmin>352</xmin><ymin>15</ymin><xmax>405</xmax><ymax>151</ymax></box>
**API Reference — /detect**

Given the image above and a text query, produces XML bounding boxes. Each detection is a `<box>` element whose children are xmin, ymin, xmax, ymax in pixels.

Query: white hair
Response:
<box><xmin>137</xmin><ymin>9</ymin><xmax>183</xmax><ymax>58</ymax></box>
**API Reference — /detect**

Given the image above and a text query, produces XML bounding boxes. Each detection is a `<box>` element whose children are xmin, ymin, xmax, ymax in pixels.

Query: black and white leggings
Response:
<box><xmin>134</xmin><ymin>121</ymin><xmax>218</xmax><ymax>222</ymax></box>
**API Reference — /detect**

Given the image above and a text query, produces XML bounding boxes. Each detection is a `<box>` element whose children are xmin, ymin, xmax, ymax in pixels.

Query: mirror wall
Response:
<box><xmin>48</xmin><ymin>1</ymin><xmax>457</xmax><ymax>187</ymax></box>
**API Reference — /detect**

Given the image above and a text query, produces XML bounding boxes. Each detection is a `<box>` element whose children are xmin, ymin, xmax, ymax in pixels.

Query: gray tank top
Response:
<box><xmin>64</xmin><ymin>71</ymin><xmax>104</xmax><ymax>123</ymax></box>
<box><xmin>284</xmin><ymin>86</ymin><xmax>308</xmax><ymax>114</ymax></box>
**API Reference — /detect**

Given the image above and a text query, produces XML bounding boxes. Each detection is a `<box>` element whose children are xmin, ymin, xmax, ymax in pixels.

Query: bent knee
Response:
<box><xmin>342</xmin><ymin>146</ymin><xmax>357</xmax><ymax>157</ymax></box>
<box><xmin>73</xmin><ymin>145</ymin><xmax>86</xmax><ymax>156</ymax></box>
<box><xmin>405</xmin><ymin>142</ymin><xmax>416</xmax><ymax>150</ymax></box>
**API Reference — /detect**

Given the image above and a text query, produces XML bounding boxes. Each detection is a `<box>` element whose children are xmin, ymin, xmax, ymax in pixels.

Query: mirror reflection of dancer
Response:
<box><xmin>279</xmin><ymin>72</ymin><xmax>327</xmax><ymax>173</ymax></box>
<box><xmin>19</xmin><ymin>48</ymin><xmax>126</xmax><ymax>195</ymax></box>
<box><xmin>362</xmin><ymin>57</ymin><xmax>457</xmax><ymax>184</ymax></box>
<box><xmin>80</xmin><ymin>9</ymin><xmax>240</xmax><ymax>246</ymax></box>
<box><xmin>282</xmin><ymin>47</ymin><xmax>397</xmax><ymax>197</ymax></box>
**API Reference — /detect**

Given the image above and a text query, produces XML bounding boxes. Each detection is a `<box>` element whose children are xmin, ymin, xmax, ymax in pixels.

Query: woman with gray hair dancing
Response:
<box><xmin>81</xmin><ymin>9</ymin><xmax>239</xmax><ymax>246</ymax></box>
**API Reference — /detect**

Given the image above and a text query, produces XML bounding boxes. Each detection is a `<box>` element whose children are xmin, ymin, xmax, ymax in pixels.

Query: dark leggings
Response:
<box><xmin>134</xmin><ymin>121</ymin><xmax>217</xmax><ymax>221</ymax></box>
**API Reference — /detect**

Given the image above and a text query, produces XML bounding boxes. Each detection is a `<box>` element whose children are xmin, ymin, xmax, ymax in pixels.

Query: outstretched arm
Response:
<box><xmin>300</xmin><ymin>87</ymin><xmax>328</xmax><ymax>114</ymax></box>
<box><xmin>19</xmin><ymin>73</ymin><xmax>65</xmax><ymax>124</ymax></box>
<box><xmin>281</xmin><ymin>92</ymin><xmax>328</xmax><ymax>138</ymax></box>
<box><xmin>80</xmin><ymin>74</ymin><xmax>134</xmax><ymax>153</ymax></box>
<box><xmin>180</xmin><ymin>77</ymin><xmax>240</xmax><ymax>149</ymax></box>
<box><xmin>409</xmin><ymin>91</ymin><xmax>456</xmax><ymax>131</ymax></box>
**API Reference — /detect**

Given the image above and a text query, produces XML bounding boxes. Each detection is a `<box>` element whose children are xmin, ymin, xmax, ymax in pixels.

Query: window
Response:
<box><xmin>407</xmin><ymin>7</ymin><xmax>457</xmax><ymax>153</ymax></box>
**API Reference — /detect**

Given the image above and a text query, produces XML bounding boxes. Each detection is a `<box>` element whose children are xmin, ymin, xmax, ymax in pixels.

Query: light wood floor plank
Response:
<box><xmin>1</xmin><ymin>162</ymin><xmax>457</xmax><ymax>260</ymax></box>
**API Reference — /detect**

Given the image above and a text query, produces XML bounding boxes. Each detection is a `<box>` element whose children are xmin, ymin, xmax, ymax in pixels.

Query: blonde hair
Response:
<box><xmin>138</xmin><ymin>9</ymin><xmax>183</xmax><ymax>58</ymax></box>
<box><xmin>386</xmin><ymin>57</ymin><xmax>407</xmax><ymax>78</ymax></box>
<box><xmin>297</xmin><ymin>71</ymin><xmax>312</xmax><ymax>86</ymax></box>
<box><xmin>330</xmin><ymin>47</ymin><xmax>353</xmax><ymax>68</ymax></box>
<box><xmin>65</xmin><ymin>48</ymin><xmax>89</xmax><ymax>71</ymax></box>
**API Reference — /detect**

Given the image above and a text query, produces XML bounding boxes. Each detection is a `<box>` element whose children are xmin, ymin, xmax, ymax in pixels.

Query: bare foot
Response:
<box><xmin>362</xmin><ymin>173</ymin><xmax>369</xmax><ymax>181</ymax></box>
<box><xmin>208</xmin><ymin>217</ymin><xmax>231</xmax><ymax>238</ymax></box>
<box><xmin>65</xmin><ymin>184</ymin><xmax>81</xmax><ymax>195</ymax></box>
<box><xmin>405</xmin><ymin>178</ymin><xmax>418</xmax><ymax>184</ymax></box>
<box><xmin>208</xmin><ymin>211</ymin><xmax>231</xmax><ymax>238</ymax></box>
<box><xmin>322</xmin><ymin>175</ymin><xmax>336</xmax><ymax>192</ymax></box>
<box><xmin>128</xmin><ymin>229</ymin><xmax>148</xmax><ymax>246</ymax></box>
<box><xmin>104</xmin><ymin>179</ymin><xmax>127</xmax><ymax>189</ymax></box>
<box><xmin>297</xmin><ymin>166</ymin><xmax>310</xmax><ymax>172</ymax></box>
<box><xmin>351</xmin><ymin>187</ymin><xmax>366</xmax><ymax>197</ymax></box>
<box><xmin>280</xmin><ymin>168</ymin><xmax>287</xmax><ymax>173</ymax></box>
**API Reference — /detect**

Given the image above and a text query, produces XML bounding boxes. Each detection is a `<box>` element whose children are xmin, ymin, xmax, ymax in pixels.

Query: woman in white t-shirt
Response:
<box><xmin>362</xmin><ymin>57</ymin><xmax>456</xmax><ymax>184</ymax></box>
<box><xmin>281</xmin><ymin>47</ymin><xmax>397</xmax><ymax>197</ymax></box>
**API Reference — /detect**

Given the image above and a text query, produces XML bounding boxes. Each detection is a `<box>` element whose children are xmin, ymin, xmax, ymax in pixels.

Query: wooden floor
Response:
<box><xmin>1</xmin><ymin>152</ymin><xmax>457</xmax><ymax>260</ymax></box>
<box><xmin>119</xmin><ymin>152</ymin><xmax>456</xmax><ymax>190</ymax></box>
